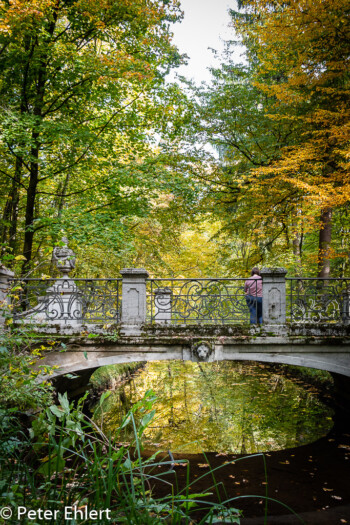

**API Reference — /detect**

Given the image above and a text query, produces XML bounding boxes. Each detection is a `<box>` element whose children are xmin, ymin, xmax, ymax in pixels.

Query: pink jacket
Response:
<box><xmin>244</xmin><ymin>275</ymin><xmax>262</xmax><ymax>297</ymax></box>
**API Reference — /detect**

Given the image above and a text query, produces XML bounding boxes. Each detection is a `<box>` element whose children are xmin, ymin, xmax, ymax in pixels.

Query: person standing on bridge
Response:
<box><xmin>244</xmin><ymin>267</ymin><xmax>262</xmax><ymax>324</ymax></box>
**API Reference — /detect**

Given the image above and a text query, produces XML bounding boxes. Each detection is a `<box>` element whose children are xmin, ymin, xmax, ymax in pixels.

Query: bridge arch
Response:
<box><xmin>42</xmin><ymin>336</ymin><xmax>350</xmax><ymax>399</ymax></box>
<box><xmin>44</xmin><ymin>339</ymin><xmax>350</xmax><ymax>378</ymax></box>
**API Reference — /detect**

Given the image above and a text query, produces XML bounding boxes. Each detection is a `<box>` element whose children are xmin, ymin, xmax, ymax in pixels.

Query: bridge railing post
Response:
<box><xmin>154</xmin><ymin>287</ymin><xmax>172</xmax><ymax>324</ymax></box>
<box><xmin>120</xmin><ymin>268</ymin><xmax>149</xmax><ymax>335</ymax></box>
<box><xmin>342</xmin><ymin>287</ymin><xmax>350</xmax><ymax>325</ymax></box>
<box><xmin>260</xmin><ymin>267</ymin><xmax>287</xmax><ymax>326</ymax></box>
<box><xmin>0</xmin><ymin>266</ymin><xmax>14</xmax><ymax>326</ymax></box>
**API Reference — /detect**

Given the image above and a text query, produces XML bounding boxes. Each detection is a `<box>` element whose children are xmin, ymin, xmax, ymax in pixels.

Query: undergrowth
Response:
<box><xmin>0</xmin><ymin>390</ymin><xmax>244</xmax><ymax>524</ymax></box>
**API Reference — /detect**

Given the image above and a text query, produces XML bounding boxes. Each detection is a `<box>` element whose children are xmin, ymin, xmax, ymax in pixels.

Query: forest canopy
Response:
<box><xmin>0</xmin><ymin>0</ymin><xmax>349</xmax><ymax>278</ymax></box>
<box><xmin>191</xmin><ymin>0</ymin><xmax>350</xmax><ymax>277</ymax></box>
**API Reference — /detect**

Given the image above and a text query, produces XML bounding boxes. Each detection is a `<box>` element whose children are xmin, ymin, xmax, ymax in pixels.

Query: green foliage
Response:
<box><xmin>0</xmin><ymin>0</ymin><xmax>200</xmax><ymax>277</ymax></box>
<box><xmin>0</xmin><ymin>0</ymin><xmax>348</xmax><ymax>281</ymax></box>
<box><xmin>90</xmin><ymin>362</ymin><xmax>143</xmax><ymax>391</ymax></box>
<box><xmin>1</xmin><ymin>390</ymin><xmax>243</xmax><ymax>524</ymax></box>
<box><xmin>0</xmin><ymin>323</ymin><xmax>54</xmax><ymax>410</ymax></box>
<box><xmin>277</xmin><ymin>365</ymin><xmax>333</xmax><ymax>388</ymax></box>
<box><xmin>176</xmin><ymin>2</ymin><xmax>350</xmax><ymax>278</ymax></box>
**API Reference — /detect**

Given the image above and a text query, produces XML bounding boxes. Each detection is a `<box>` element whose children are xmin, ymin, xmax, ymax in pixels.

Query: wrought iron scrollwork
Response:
<box><xmin>148</xmin><ymin>278</ymin><xmax>250</xmax><ymax>324</ymax></box>
<box><xmin>287</xmin><ymin>278</ymin><xmax>350</xmax><ymax>323</ymax></box>
<box><xmin>11</xmin><ymin>278</ymin><xmax>122</xmax><ymax>324</ymax></box>
<box><xmin>77</xmin><ymin>279</ymin><xmax>121</xmax><ymax>322</ymax></box>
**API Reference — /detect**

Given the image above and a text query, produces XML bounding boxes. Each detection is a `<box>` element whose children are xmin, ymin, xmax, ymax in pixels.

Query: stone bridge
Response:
<box><xmin>1</xmin><ymin>238</ymin><xmax>350</xmax><ymax>396</ymax></box>
<box><xmin>38</xmin><ymin>322</ymin><xmax>350</xmax><ymax>398</ymax></box>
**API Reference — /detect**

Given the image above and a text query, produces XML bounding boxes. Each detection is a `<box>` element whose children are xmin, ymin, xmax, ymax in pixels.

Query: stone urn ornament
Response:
<box><xmin>154</xmin><ymin>287</ymin><xmax>172</xmax><ymax>324</ymax></box>
<box><xmin>52</xmin><ymin>237</ymin><xmax>76</xmax><ymax>278</ymax></box>
<box><xmin>13</xmin><ymin>236</ymin><xmax>82</xmax><ymax>324</ymax></box>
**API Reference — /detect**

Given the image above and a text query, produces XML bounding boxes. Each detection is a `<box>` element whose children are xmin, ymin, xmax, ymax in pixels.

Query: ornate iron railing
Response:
<box><xmin>287</xmin><ymin>278</ymin><xmax>350</xmax><ymax>324</ymax></box>
<box><xmin>147</xmin><ymin>278</ymin><xmax>259</xmax><ymax>324</ymax></box>
<box><xmin>11</xmin><ymin>278</ymin><xmax>122</xmax><ymax>324</ymax></box>
<box><xmin>9</xmin><ymin>274</ymin><xmax>350</xmax><ymax>327</ymax></box>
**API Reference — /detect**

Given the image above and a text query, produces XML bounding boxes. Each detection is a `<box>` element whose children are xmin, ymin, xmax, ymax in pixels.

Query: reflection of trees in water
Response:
<box><xmin>96</xmin><ymin>361</ymin><xmax>333</xmax><ymax>454</ymax></box>
<box><xmin>197</xmin><ymin>362</ymin><xmax>219</xmax><ymax>423</ymax></box>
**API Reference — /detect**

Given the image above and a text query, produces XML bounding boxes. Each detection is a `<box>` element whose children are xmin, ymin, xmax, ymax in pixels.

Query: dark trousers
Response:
<box><xmin>246</xmin><ymin>295</ymin><xmax>262</xmax><ymax>324</ymax></box>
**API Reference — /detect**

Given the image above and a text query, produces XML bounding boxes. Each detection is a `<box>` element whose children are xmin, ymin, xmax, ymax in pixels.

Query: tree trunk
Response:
<box><xmin>20</xmin><ymin>16</ymin><xmax>58</xmax><ymax>275</ymax></box>
<box><xmin>22</xmin><ymin>140</ymin><xmax>40</xmax><ymax>275</ymax></box>
<box><xmin>1</xmin><ymin>157</ymin><xmax>22</xmax><ymax>260</ymax></box>
<box><xmin>9</xmin><ymin>156</ymin><xmax>22</xmax><ymax>256</ymax></box>
<box><xmin>292</xmin><ymin>224</ymin><xmax>302</xmax><ymax>277</ymax></box>
<box><xmin>57</xmin><ymin>172</ymin><xmax>70</xmax><ymax>219</ymax></box>
<box><xmin>317</xmin><ymin>208</ymin><xmax>332</xmax><ymax>278</ymax></box>
<box><xmin>1</xmin><ymin>193</ymin><xmax>12</xmax><ymax>245</ymax></box>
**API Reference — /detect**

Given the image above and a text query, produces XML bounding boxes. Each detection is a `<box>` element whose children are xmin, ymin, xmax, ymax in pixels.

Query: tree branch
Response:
<box><xmin>50</xmin><ymin>89</ymin><xmax>151</xmax><ymax>178</ymax></box>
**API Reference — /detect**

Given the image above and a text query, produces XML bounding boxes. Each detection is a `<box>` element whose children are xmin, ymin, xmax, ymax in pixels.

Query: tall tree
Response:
<box><xmin>233</xmin><ymin>0</ymin><xmax>350</xmax><ymax>276</ymax></box>
<box><xmin>0</xmin><ymin>0</ymin><xmax>184</xmax><ymax>274</ymax></box>
<box><xmin>192</xmin><ymin>54</ymin><xmax>302</xmax><ymax>273</ymax></box>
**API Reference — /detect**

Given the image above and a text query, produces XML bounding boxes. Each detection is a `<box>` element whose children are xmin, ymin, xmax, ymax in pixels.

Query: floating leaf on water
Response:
<box><xmin>331</xmin><ymin>495</ymin><xmax>342</xmax><ymax>500</ymax></box>
<box><xmin>197</xmin><ymin>463</ymin><xmax>210</xmax><ymax>468</ymax></box>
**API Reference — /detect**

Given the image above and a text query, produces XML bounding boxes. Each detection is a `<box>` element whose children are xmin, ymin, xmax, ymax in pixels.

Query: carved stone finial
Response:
<box><xmin>52</xmin><ymin>237</ymin><xmax>76</xmax><ymax>277</ymax></box>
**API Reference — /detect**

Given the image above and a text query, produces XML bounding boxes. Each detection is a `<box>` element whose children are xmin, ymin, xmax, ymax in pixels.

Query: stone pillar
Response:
<box><xmin>154</xmin><ymin>287</ymin><xmax>172</xmax><ymax>324</ymax></box>
<box><xmin>0</xmin><ymin>266</ymin><xmax>15</xmax><ymax>325</ymax></box>
<box><xmin>260</xmin><ymin>267</ymin><xmax>287</xmax><ymax>325</ymax></box>
<box><xmin>46</xmin><ymin>280</ymin><xmax>82</xmax><ymax>325</ymax></box>
<box><xmin>120</xmin><ymin>268</ymin><xmax>149</xmax><ymax>335</ymax></box>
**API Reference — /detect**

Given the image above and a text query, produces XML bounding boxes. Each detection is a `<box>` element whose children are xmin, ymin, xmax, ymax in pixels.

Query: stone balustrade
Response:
<box><xmin>1</xmin><ymin>238</ymin><xmax>349</xmax><ymax>334</ymax></box>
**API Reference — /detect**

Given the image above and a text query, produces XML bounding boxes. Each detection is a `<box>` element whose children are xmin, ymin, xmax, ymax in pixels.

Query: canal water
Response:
<box><xmin>94</xmin><ymin>361</ymin><xmax>333</xmax><ymax>454</ymax></box>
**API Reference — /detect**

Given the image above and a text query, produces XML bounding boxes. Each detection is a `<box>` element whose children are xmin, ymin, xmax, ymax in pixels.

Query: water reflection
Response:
<box><xmin>95</xmin><ymin>361</ymin><xmax>333</xmax><ymax>454</ymax></box>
